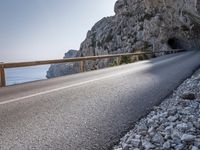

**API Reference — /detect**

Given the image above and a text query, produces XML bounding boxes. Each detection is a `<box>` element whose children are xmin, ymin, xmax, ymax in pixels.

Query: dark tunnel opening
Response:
<box><xmin>167</xmin><ymin>38</ymin><xmax>182</xmax><ymax>49</ymax></box>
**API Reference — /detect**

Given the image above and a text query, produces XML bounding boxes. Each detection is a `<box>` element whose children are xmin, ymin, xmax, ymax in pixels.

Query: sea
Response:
<box><xmin>5</xmin><ymin>65</ymin><xmax>50</xmax><ymax>86</ymax></box>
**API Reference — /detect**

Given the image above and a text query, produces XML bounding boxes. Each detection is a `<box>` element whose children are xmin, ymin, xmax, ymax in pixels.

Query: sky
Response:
<box><xmin>0</xmin><ymin>0</ymin><xmax>116</xmax><ymax>62</ymax></box>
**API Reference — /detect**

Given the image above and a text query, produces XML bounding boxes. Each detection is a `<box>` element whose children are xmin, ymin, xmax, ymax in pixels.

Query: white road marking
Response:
<box><xmin>0</xmin><ymin>66</ymin><xmax>149</xmax><ymax>105</ymax></box>
<box><xmin>0</xmin><ymin>53</ymin><xmax>188</xmax><ymax>106</ymax></box>
<box><xmin>0</xmin><ymin>52</ymin><xmax>189</xmax><ymax>105</ymax></box>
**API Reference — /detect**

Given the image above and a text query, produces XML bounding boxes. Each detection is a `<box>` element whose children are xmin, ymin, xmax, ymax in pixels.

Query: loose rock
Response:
<box><xmin>181</xmin><ymin>92</ymin><xmax>196</xmax><ymax>100</ymax></box>
<box><xmin>181</xmin><ymin>134</ymin><xmax>196</xmax><ymax>142</ymax></box>
<box><xmin>114</xmin><ymin>68</ymin><xmax>200</xmax><ymax>150</ymax></box>
<box><xmin>142</xmin><ymin>140</ymin><xmax>155</xmax><ymax>150</ymax></box>
<box><xmin>163</xmin><ymin>141</ymin><xmax>171</xmax><ymax>150</ymax></box>
<box><xmin>130</xmin><ymin>139</ymin><xmax>141</xmax><ymax>148</ymax></box>
<box><xmin>151</xmin><ymin>133</ymin><xmax>164</xmax><ymax>145</ymax></box>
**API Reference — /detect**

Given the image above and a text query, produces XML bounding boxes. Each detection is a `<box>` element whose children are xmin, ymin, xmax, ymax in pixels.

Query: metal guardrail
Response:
<box><xmin>0</xmin><ymin>49</ymin><xmax>185</xmax><ymax>87</ymax></box>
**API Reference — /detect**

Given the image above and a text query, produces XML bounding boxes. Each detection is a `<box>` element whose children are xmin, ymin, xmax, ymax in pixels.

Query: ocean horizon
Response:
<box><xmin>5</xmin><ymin>65</ymin><xmax>50</xmax><ymax>86</ymax></box>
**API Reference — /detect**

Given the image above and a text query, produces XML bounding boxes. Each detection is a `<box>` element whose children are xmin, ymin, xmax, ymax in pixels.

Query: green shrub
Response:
<box><xmin>109</xmin><ymin>59</ymin><xmax>118</xmax><ymax>67</ymax></box>
<box><xmin>120</xmin><ymin>55</ymin><xmax>132</xmax><ymax>64</ymax></box>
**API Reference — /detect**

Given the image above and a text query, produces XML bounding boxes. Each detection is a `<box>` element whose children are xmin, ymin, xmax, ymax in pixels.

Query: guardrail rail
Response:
<box><xmin>0</xmin><ymin>49</ymin><xmax>185</xmax><ymax>87</ymax></box>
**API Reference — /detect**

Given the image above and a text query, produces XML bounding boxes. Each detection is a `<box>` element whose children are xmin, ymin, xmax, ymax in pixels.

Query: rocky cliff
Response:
<box><xmin>47</xmin><ymin>0</ymin><xmax>200</xmax><ymax>77</ymax></box>
<box><xmin>46</xmin><ymin>50</ymin><xmax>78</xmax><ymax>78</ymax></box>
<box><xmin>77</xmin><ymin>0</ymin><xmax>200</xmax><ymax>71</ymax></box>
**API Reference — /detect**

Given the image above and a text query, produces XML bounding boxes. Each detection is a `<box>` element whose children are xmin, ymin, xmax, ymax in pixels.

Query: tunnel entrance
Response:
<box><xmin>167</xmin><ymin>38</ymin><xmax>182</xmax><ymax>49</ymax></box>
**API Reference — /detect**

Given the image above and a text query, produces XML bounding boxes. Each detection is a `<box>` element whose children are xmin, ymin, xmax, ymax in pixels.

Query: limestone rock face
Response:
<box><xmin>46</xmin><ymin>50</ymin><xmax>78</xmax><ymax>78</ymax></box>
<box><xmin>77</xmin><ymin>0</ymin><xmax>200</xmax><ymax>71</ymax></box>
<box><xmin>47</xmin><ymin>0</ymin><xmax>200</xmax><ymax>77</ymax></box>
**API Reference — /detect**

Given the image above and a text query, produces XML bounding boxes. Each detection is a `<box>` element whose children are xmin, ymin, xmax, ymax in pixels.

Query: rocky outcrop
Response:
<box><xmin>46</xmin><ymin>50</ymin><xmax>78</xmax><ymax>78</ymax></box>
<box><xmin>77</xmin><ymin>0</ymin><xmax>200</xmax><ymax>71</ymax></box>
<box><xmin>47</xmin><ymin>0</ymin><xmax>200</xmax><ymax>77</ymax></box>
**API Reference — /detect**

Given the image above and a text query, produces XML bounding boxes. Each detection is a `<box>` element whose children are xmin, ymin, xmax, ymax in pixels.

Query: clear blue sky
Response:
<box><xmin>0</xmin><ymin>0</ymin><xmax>116</xmax><ymax>62</ymax></box>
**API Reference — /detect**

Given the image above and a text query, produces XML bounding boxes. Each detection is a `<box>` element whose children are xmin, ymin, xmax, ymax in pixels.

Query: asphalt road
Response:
<box><xmin>0</xmin><ymin>51</ymin><xmax>200</xmax><ymax>150</ymax></box>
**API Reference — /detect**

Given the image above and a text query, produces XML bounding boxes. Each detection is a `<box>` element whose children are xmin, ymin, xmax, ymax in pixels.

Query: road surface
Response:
<box><xmin>0</xmin><ymin>51</ymin><xmax>200</xmax><ymax>150</ymax></box>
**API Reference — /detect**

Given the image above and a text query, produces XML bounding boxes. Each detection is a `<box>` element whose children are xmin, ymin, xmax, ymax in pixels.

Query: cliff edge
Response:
<box><xmin>47</xmin><ymin>0</ymin><xmax>200</xmax><ymax>78</ymax></box>
<box><xmin>46</xmin><ymin>50</ymin><xmax>78</xmax><ymax>78</ymax></box>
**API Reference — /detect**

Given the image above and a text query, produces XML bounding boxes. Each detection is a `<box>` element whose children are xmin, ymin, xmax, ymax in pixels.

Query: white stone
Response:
<box><xmin>163</xmin><ymin>141</ymin><xmax>171</xmax><ymax>150</ymax></box>
<box><xmin>181</xmin><ymin>134</ymin><xmax>196</xmax><ymax>142</ymax></box>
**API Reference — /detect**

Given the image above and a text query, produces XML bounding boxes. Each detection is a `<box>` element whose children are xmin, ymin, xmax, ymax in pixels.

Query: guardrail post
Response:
<box><xmin>0</xmin><ymin>63</ymin><xmax>6</xmax><ymax>87</ymax></box>
<box><xmin>95</xmin><ymin>59</ymin><xmax>98</xmax><ymax>70</ymax></box>
<box><xmin>136</xmin><ymin>55</ymin><xmax>139</xmax><ymax>61</ymax></box>
<box><xmin>80</xmin><ymin>61</ymin><xmax>85</xmax><ymax>72</ymax></box>
<box><xmin>116</xmin><ymin>56</ymin><xmax>121</xmax><ymax>65</ymax></box>
<box><xmin>141</xmin><ymin>54</ymin><xmax>145</xmax><ymax>60</ymax></box>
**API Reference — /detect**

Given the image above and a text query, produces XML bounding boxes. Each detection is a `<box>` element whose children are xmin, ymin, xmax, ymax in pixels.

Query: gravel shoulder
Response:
<box><xmin>114</xmin><ymin>68</ymin><xmax>200</xmax><ymax>150</ymax></box>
